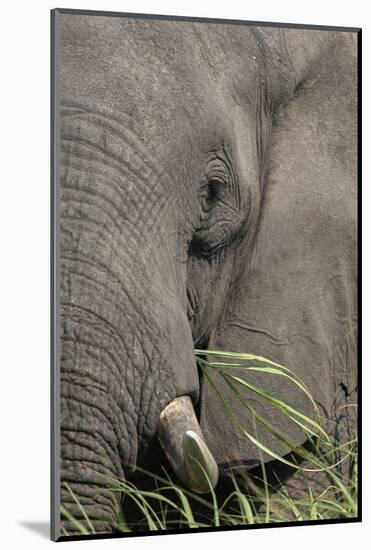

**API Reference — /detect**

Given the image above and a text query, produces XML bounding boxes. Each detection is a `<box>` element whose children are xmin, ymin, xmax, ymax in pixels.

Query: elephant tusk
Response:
<box><xmin>157</xmin><ymin>396</ymin><xmax>219</xmax><ymax>493</ymax></box>
<box><xmin>182</xmin><ymin>430</ymin><xmax>219</xmax><ymax>492</ymax></box>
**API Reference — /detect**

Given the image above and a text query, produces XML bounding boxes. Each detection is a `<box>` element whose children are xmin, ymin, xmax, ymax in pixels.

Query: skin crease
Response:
<box><xmin>58</xmin><ymin>14</ymin><xmax>357</xmax><ymax>534</ymax></box>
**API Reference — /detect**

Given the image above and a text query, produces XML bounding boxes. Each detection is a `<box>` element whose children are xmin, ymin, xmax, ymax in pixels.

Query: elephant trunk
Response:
<box><xmin>59</xmin><ymin>103</ymin><xmax>215</xmax><ymax>533</ymax></box>
<box><xmin>60</xmin><ymin>305</ymin><xmax>133</xmax><ymax>534</ymax></box>
<box><xmin>60</xmin><ymin>428</ymin><xmax>120</xmax><ymax>535</ymax></box>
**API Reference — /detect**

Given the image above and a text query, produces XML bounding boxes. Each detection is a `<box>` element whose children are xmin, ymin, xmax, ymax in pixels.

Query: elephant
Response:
<box><xmin>55</xmin><ymin>11</ymin><xmax>358</xmax><ymax>536</ymax></box>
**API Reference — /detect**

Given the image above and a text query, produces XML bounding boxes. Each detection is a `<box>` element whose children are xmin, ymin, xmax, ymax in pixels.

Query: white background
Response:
<box><xmin>0</xmin><ymin>0</ymin><xmax>368</xmax><ymax>548</ymax></box>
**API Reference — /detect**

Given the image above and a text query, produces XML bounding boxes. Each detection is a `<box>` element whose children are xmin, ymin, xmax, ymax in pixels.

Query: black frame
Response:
<box><xmin>51</xmin><ymin>8</ymin><xmax>362</xmax><ymax>542</ymax></box>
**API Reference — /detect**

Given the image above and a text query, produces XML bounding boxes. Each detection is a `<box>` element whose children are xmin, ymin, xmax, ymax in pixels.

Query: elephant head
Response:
<box><xmin>57</xmin><ymin>13</ymin><xmax>357</xmax><ymax>535</ymax></box>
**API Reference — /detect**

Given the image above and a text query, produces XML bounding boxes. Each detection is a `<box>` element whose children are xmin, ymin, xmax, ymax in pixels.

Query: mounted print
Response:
<box><xmin>51</xmin><ymin>9</ymin><xmax>361</xmax><ymax>541</ymax></box>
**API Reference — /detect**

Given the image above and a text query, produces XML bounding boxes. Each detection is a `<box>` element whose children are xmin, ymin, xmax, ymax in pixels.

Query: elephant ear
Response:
<box><xmin>199</xmin><ymin>34</ymin><xmax>358</xmax><ymax>473</ymax></box>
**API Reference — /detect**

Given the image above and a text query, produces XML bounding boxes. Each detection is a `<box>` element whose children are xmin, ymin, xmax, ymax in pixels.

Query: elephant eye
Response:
<box><xmin>190</xmin><ymin>149</ymin><xmax>244</xmax><ymax>258</ymax></box>
<box><xmin>208</xmin><ymin>176</ymin><xmax>226</xmax><ymax>202</ymax></box>
<box><xmin>198</xmin><ymin>177</ymin><xmax>226</xmax><ymax>215</ymax></box>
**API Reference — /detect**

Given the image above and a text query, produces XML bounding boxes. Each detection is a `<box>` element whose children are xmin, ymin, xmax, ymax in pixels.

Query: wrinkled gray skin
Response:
<box><xmin>59</xmin><ymin>14</ymin><xmax>357</xmax><ymax>534</ymax></box>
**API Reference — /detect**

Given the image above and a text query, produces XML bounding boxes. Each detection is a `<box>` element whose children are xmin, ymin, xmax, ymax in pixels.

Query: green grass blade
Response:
<box><xmin>60</xmin><ymin>505</ymin><xmax>89</xmax><ymax>535</ymax></box>
<box><xmin>63</xmin><ymin>482</ymin><xmax>96</xmax><ymax>534</ymax></box>
<box><xmin>196</xmin><ymin>353</ymin><xmax>327</xmax><ymax>440</ymax></box>
<box><xmin>231</xmin><ymin>478</ymin><xmax>255</xmax><ymax>524</ymax></box>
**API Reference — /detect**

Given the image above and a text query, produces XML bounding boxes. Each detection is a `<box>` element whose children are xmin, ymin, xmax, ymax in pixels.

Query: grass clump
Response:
<box><xmin>61</xmin><ymin>350</ymin><xmax>358</xmax><ymax>535</ymax></box>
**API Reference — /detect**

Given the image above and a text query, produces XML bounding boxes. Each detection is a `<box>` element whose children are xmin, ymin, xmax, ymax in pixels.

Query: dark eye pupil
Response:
<box><xmin>208</xmin><ymin>178</ymin><xmax>225</xmax><ymax>201</ymax></box>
